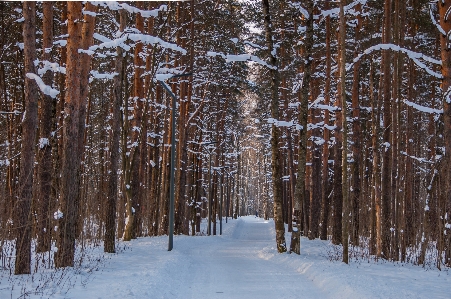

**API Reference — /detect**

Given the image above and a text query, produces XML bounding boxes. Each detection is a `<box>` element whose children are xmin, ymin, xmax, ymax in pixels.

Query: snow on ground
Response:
<box><xmin>3</xmin><ymin>216</ymin><xmax>450</xmax><ymax>299</ymax></box>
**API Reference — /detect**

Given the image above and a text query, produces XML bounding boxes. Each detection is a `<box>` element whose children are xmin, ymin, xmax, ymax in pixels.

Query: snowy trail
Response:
<box><xmin>56</xmin><ymin>217</ymin><xmax>329</xmax><ymax>299</ymax></box>
<box><xmin>26</xmin><ymin>216</ymin><xmax>450</xmax><ymax>299</ymax></box>
<box><xmin>181</xmin><ymin>217</ymin><xmax>327</xmax><ymax>299</ymax></box>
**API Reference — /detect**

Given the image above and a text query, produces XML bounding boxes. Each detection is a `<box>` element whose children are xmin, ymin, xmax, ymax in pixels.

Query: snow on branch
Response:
<box><xmin>446</xmin><ymin>3</ymin><xmax>451</xmax><ymax>21</ymax></box>
<box><xmin>26</xmin><ymin>73</ymin><xmax>59</xmax><ymax>99</ymax></box>
<box><xmin>90</xmin><ymin>34</ymin><xmax>130</xmax><ymax>52</ymax></box>
<box><xmin>265</xmin><ymin>118</ymin><xmax>336</xmax><ymax>132</ymax></box>
<box><xmin>154</xmin><ymin>67</ymin><xmax>187</xmax><ymax>81</ymax></box>
<box><xmin>314</xmin><ymin>104</ymin><xmax>339</xmax><ymax>112</ymax></box>
<box><xmin>243</xmin><ymin>41</ymin><xmax>267</xmax><ymax>50</ymax></box>
<box><xmin>0</xmin><ymin>110</ymin><xmax>21</xmax><ymax>115</ymax></box>
<box><xmin>400</xmin><ymin>151</ymin><xmax>435</xmax><ymax>164</ymax></box>
<box><xmin>225</xmin><ymin>54</ymin><xmax>276</xmax><ymax>70</ymax></box>
<box><xmin>90</xmin><ymin>33</ymin><xmax>186</xmax><ymax>54</ymax></box>
<box><xmin>90</xmin><ymin>70</ymin><xmax>118</xmax><ymax>81</ymax></box>
<box><xmin>429</xmin><ymin>2</ymin><xmax>446</xmax><ymax>36</ymax></box>
<box><xmin>292</xmin><ymin>95</ymin><xmax>339</xmax><ymax>111</ymax></box>
<box><xmin>206</xmin><ymin>51</ymin><xmax>276</xmax><ymax>70</ymax></box>
<box><xmin>128</xmin><ymin>34</ymin><xmax>187</xmax><ymax>54</ymax></box>
<box><xmin>94</xmin><ymin>1</ymin><xmax>167</xmax><ymax>17</ymax></box>
<box><xmin>403</xmin><ymin>99</ymin><xmax>443</xmax><ymax>114</ymax></box>
<box><xmin>308</xmin><ymin>96</ymin><xmax>324</xmax><ymax>109</ymax></box>
<box><xmin>320</xmin><ymin>0</ymin><xmax>367</xmax><ymax>18</ymax></box>
<box><xmin>207</xmin><ymin>51</ymin><xmax>225</xmax><ymax>59</ymax></box>
<box><xmin>93</xmin><ymin>33</ymin><xmax>112</xmax><ymax>43</ymax></box>
<box><xmin>288</xmin><ymin>2</ymin><xmax>309</xmax><ymax>18</ymax></box>
<box><xmin>37</xmin><ymin>60</ymin><xmax>66</xmax><ymax>75</ymax></box>
<box><xmin>267</xmin><ymin>118</ymin><xmax>295</xmax><ymax>128</ymax></box>
<box><xmin>348</xmin><ymin>44</ymin><xmax>442</xmax><ymax>79</ymax></box>
<box><xmin>53</xmin><ymin>39</ymin><xmax>67</xmax><ymax>47</ymax></box>
<box><xmin>83</xmin><ymin>9</ymin><xmax>97</xmax><ymax>17</ymax></box>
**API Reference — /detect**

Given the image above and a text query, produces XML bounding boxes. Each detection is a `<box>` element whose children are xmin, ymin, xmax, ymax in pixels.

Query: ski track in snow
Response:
<box><xmin>8</xmin><ymin>216</ymin><xmax>450</xmax><ymax>299</ymax></box>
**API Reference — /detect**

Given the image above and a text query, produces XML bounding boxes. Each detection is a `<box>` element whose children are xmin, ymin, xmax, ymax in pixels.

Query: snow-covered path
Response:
<box><xmin>181</xmin><ymin>217</ymin><xmax>326</xmax><ymax>299</ymax></box>
<box><xmin>63</xmin><ymin>217</ymin><xmax>327</xmax><ymax>299</ymax></box>
<box><xmin>26</xmin><ymin>216</ymin><xmax>450</xmax><ymax>299</ymax></box>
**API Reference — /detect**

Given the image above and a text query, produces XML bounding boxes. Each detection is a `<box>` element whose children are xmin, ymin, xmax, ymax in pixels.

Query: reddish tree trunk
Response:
<box><xmin>15</xmin><ymin>1</ymin><xmax>39</xmax><ymax>275</ymax></box>
<box><xmin>104</xmin><ymin>8</ymin><xmax>126</xmax><ymax>253</ymax></box>
<box><xmin>55</xmin><ymin>2</ymin><xmax>83</xmax><ymax>268</ymax></box>
<box><xmin>37</xmin><ymin>1</ymin><xmax>54</xmax><ymax>253</ymax></box>
<box><xmin>380</xmin><ymin>0</ymin><xmax>392</xmax><ymax>260</ymax></box>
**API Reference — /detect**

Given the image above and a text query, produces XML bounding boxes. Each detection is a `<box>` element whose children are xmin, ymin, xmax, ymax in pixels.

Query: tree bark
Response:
<box><xmin>319</xmin><ymin>2</ymin><xmax>332</xmax><ymax>241</ymax></box>
<box><xmin>290</xmin><ymin>0</ymin><xmax>313</xmax><ymax>254</ymax></box>
<box><xmin>332</xmin><ymin>22</ymin><xmax>343</xmax><ymax>246</ymax></box>
<box><xmin>76</xmin><ymin>2</ymin><xmax>97</xmax><ymax>237</ymax></box>
<box><xmin>104</xmin><ymin>8</ymin><xmax>126</xmax><ymax>253</ymax></box>
<box><xmin>55</xmin><ymin>1</ymin><xmax>83</xmax><ymax>268</ymax></box>
<box><xmin>37</xmin><ymin>1</ymin><xmax>54</xmax><ymax>253</ymax></box>
<box><xmin>262</xmin><ymin>0</ymin><xmax>286</xmax><ymax>253</ymax></box>
<box><xmin>380</xmin><ymin>0</ymin><xmax>392</xmax><ymax>260</ymax></box>
<box><xmin>15</xmin><ymin>1</ymin><xmax>39</xmax><ymax>275</ymax></box>
<box><xmin>131</xmin><ymin>3</ymin><xmax>145</xmax><ymax>239</ymax></box>
<box><xmin>338</xmin><ymin>0</ymin><xmax>349</xmax><ymax>264</ymax></box>
<box><xmin>350</xmin><ymin>2</ymin><xmax>362</xmax><ymax>247</ymax></box>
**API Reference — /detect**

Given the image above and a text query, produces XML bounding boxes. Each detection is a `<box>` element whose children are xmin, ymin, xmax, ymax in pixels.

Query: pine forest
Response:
<box><xmin>1</xmin><ymin>0</ymin><xmax>451</xmax><ymax>297</ymax></box>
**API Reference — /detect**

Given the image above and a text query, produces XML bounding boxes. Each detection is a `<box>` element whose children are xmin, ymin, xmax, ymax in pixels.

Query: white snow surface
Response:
<box><xmin>3</xmin><ymin>216</ymin><xmax>450</xmax><ymax>298</ymax></box>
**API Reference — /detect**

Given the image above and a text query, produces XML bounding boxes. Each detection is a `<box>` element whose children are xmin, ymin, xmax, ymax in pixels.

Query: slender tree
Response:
<box><xmin>37</xmin><ymin>1</ymin><xmax>54</xmax><ymax>253</ymax></box>
<box><xmin>105</xmin><ymin>8</ymin><xmax>126</xmax><ymax>253</ymax></box>
<box><xmin>55</xmin><ymin>1</ymin><xmax>83</xmax><ymax>268</ymax></box>
<box><xmin>338</xmin><ymin>0</ymin><xmax>349</xmax><ymax>264</ymax></box>
<box><xmin>350</xmin><ymin>1</ymin><xmax>362</xmax><ymax>247</ymax></box>
<box><xmin>319</xmin><ymin>1</ymin><xmax>332</xmax><ymax>241</ymax></box>
<box><xmin>15</xmin><ymin>1</ymin><xmax>39</xmax><ymax>275</ymax></box>
<box><xmin>291</xmin><ymin>0</ymin><xmax>314</xmax><ymax>254</ymax></box>
<box><xmin>262</xmin><ymin>0</ymin><xmax>286</xmax><ymax>253</ymax></box>
<box><xmin>380</xmin><ymin>0</ymin><xmax>392</xmax><ymax>260</ymax></box>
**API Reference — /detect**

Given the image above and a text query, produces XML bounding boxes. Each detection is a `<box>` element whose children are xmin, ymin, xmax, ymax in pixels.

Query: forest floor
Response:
<box><xmin>3</xmin><ymin>216</ymin><xmax>451</xmax><ymax>299</ymax></box>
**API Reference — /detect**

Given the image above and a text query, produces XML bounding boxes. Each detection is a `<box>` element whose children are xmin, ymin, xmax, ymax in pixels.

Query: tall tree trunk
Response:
<box><xmin>150</xmin><ymin>85</ymin><xmax>162</xmax><ymax>236</ymax></box>
<box><xmin>124</xmin><ymin>6</ymin><xmax>146</xmax><ymax>240</ymax></box>
<box><xmin>350</xmin><ymin>2</ymin><xmax>362</xmax><ymax>247</ymax></box>
<box><xmin>55</xmin><ymin>1</ymin><xmax>83</xmax><ymax>268</ymax></box>
<box><xmin>403</xmin><ymin>61</ymin><xmax>415</xmax><ymax>260</ymax></box>
<box><xmin>262</xmin><ymin>0</ymin><xmax>286</xmax><ymax>253</ymax></box>
<box><xmin>380</xmin><ymin>0</ymin><xmax>392</xmax><ymax>260</ymax></box>
<box><xmin>175</xmin><ymin>1</ymin><xmax>190</xmax><ymax>235</ymax></box>
<box><xmin>338</xmin><ymin>0</ymin><xmax>349</xmax><ymax>264</ymax></box>
<box><xmin>76</xmin><ymin>2</ymin><xmax>97</xmax><ymax>238</ymax></box>
<box><xmin>15</xmin><ymin>1</ymin><xmax>39</xmax><ymax>275</ymax></box>
<box><xmin>309</xmin><ymin>66</ymin><xmax>321</xmax><ymax>240</ymax></box>
<box><xmin>390</xmin><ymin>0</ymin><xmax>403</xmax><ymax>261</ymax></box>
<box><xmin>319</xmin><ymin>2</ymin><xmax>332</xmax><ymax>241</ymax></box>
<box><xmin>52</xmin><ymin>3</ymin><xmax>68</xmax><ymax>227</ymax></box>
<box><xmin>37</xmin><ymin>1</ymin><xmax>54</xmax><ymax>253</ymax></box>
<box><xmin>131</xmin><ymin>3</ymin><xmax>145</xmax><ymax>238</ymax></box>
<box><xmin>332</xmin><ymin>26</ymin><xmax>343</xmax><ymax>246</ymax></box>
<box><xmin>123</xmin><ymin>107</ymin><xmax>134</xmax><ymax>240</ymax></box>
<box><xmin>372</xmin><ymin>59</ymin><xmax>382</xmax><ymax>258</ymax></box>
<box><xmin>104</xmin><ymin>8</ymin><xmax>126</xmax><ymax>253</ymax></box>
<box><xmin>290</xmin><ymin>0</ymin><xmax>313</xmax><ymax>254</ymax></box>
